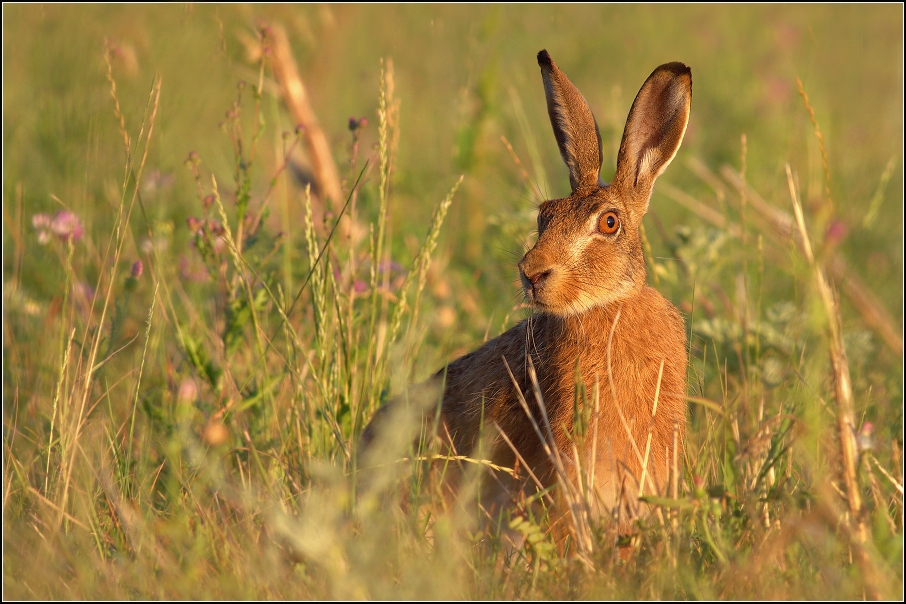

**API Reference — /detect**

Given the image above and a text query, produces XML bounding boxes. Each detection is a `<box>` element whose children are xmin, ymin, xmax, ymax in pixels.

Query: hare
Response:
<box><xmin>362</xmin><ymin>50</ymin><xmax>691</xmax><ymax>537</ymax></box>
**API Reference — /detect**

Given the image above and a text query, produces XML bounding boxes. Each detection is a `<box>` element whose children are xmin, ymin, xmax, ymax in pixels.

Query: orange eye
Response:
<box><xmin>598</xmin><ymin>211</ymin><xmax>620</xmax><ymax>235</ymax></box>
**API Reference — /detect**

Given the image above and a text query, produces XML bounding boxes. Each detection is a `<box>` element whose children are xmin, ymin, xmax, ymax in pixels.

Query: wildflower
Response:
<box><xmin>692</xmin><ymin>475</ymin><xmax>707</xmax><ymax>499</ymax></box>
<box><xmin>51</xmin><ymin>211</ymin><xmax>84</xmax><ymax>241</ymax></box>
<box><xmin>348</xmin><ymin>117</ymin><xmax>368</xmax><ymax>131</ymax></box>
<box><xmin>208</xmin><ymin>220</ymin><xmax>226</xmax><ymax>237</ymax></box>
<box><xmin>32</xmin><ymin>213</ymin><xmax>52</xmax><ymax>244</ymax></box>
<box><xmin>857</xmin><ymin>421</ymin><xmax>874</xmax><ymax>452</ymax></box>
<box><xmin>33</xmin><ymin>211</ymin><xmax>84</xmax><ymax>243</ymax></box>
<box><xmin>125</xmin><ymin>260</ymin><xmax>144</xmax><ymax>292</ymax></box>
<box><xmin>825</xmin><ymin>219</ymin><xmax>847</xmax><ymax>246</ymax></box>
<box><xmin>177</xmin><ymin>380</ymin><xmax>198</xmax><ymax>402</ymax></box>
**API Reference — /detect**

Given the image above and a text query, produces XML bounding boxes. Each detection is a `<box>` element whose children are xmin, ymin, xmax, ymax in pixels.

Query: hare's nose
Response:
<box><xmin>528</xmin><ymin>269</ymin><xmax>551</xmax><ymax>285</ymax></box>
<box><xmin>522</xmin><ymin>268</ymin><xmax>552</xmax><ymax>288</ymax></box>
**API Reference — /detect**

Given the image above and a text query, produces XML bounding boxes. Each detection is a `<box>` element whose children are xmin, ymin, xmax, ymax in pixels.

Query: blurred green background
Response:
<box><xmin>4</xmin><ymin>4</ymin><xmax>901</xmax><ymax>306</ymax></box>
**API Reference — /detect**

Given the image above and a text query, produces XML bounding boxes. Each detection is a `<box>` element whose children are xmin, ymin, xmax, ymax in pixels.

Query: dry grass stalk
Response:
<box><xmin>719</xmin><ymin>166</ymin><xmax>902</xmax><ymax>357</ymax></box>
<box><xmin>796</xmin><ymin>78</ymin><xmax>833</xmax><ymax>205</ymax></box>
<box><xmin>663</xmin><ymin>159</ymin><xmax>903</xmax><ymax>358</ymax></box>
<box><xmin>104</xmin><ymin>40</ymin><xmax>131</xmax><ymax>158</ymax></box>
<box><xmin>266</xmin><ymin>24</ymin><xmax>342</xmax><ymax>204</ymax></box>
<box><xmin>638</xmin><ymin>359</ymin><xmax>665</xmax><ymax>498</ymax></box>
<box><xmin>502</xmin><ymin>357</ymin><xmax>594</xmax><ymax>566</ymax></box>
<box><xmin>785</xmin><ymin>165</ymin><xmax>868</xmax><ymax>546</ymax></box>
<box><xmin>265</xmin><ymin>24</ymin><xmax>360</xmax><ymax>242</ymax></box>
<box><xmin>659</xmin><ymin>181</ymin><xmax>740</xmax><ymax>237</ymax></box>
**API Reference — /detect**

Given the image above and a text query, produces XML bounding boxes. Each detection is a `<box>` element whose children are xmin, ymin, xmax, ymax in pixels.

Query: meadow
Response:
<box><xmin>3</xmin><ymin>4</ymin><xmax>903</xmax><ymax>599</ymax></box>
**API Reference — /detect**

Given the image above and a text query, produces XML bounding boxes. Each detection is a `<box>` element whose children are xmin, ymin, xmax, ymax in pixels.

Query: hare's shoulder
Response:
<box><xmin>439</xmin><ymin>319</ymin><xmax>534</xmax><ymax>393</ymax></box>
<box><xmin>633</xmin><ymin>286</ymin><xmax>686</xmax><ymax>334</ymax></box>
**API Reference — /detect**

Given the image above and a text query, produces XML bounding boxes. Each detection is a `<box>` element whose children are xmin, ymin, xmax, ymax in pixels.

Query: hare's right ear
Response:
<box><xmin>538</xmin><ymin>50</ymin><xmax>603</xmax><ymax>194</ymax></box>
<box><xmin>613</xmin><ymin>63</ymin><xmax>692</xmax><ymax>216</ymax></box>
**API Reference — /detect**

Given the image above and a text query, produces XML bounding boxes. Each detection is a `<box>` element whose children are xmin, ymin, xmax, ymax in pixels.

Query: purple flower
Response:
<box><xmin>33</xmin><ymin>211</ymin><xmax>84</xmax><ymax>244</ymax></box>
<box><xmin>51</xmin><ymin>211</ymin><xmax>84</xmax><ymax>241</ymax></box>
<box><xmin>187</xmin><ymin>217</ymin><xmax>204</xmax><ymax>233</ymax></box>
<box><xmin>825</xmin><ymin>219</ymin><xmax>847</xmax><ymax>246</ymax></box>
<box><xmin>131</xmin><ymin>260</ymin><xmax>144</xmax><ymax>278</ymax></box>
<box><xmin>208</xmin><ymin>220</ymin><xmax>225</xmax><ymax>236</ymax></box>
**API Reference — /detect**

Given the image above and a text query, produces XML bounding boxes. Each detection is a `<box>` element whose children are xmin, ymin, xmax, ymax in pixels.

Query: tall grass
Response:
<box><xmin>3</xmin><ymin>5</ymin><xmax>903</xmax><ymax>600</ymax></box>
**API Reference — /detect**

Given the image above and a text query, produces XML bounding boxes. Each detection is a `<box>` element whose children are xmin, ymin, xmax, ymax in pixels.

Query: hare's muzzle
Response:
<box><xmin>518</xmin><ymin>261</ymin><xmax>552</xmax><ymax>304</ymax></box>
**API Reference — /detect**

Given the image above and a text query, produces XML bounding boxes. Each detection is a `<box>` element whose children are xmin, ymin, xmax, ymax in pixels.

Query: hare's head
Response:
<box><xmin>519</xmin><ymin>50</ymin><xmax>691</xmax><ymax>316</ymax></box>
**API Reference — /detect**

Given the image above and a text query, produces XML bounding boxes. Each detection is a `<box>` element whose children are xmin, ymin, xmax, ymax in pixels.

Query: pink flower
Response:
<box><xmin>32</xmin><ymin>213</ymin><xmax>52</xmax><ymax>244</ymax></box>
<box><xmin>33</xmin><ymin>211</ymin><xmax>84</xmax><ymax>244</ymax></box>
<box><xmin>50</xmin><ymin>211</ymin><xmax>84</xmax><ymax>241</ymax></box>
<box><xmin>187</xmin><ymin>217</ymin><xmax>204</xmax><ymax>233</ymax></box>
<box><xmin>857</xmin><ymin>421</ymin><xmax>875</xmax><ymax>452</ymax></box>
<box><xmin>825</xmin><ymin>219</ymin><xmax>847</xmax><ymax>246</ymax></box>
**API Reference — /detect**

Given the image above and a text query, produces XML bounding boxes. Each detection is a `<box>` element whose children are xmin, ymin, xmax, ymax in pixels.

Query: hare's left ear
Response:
<box><xmin>612</xmin><ymin>62</ymin><xmax>692</xmax><ymax>215</ymax></box>
<box><xmin>538</xmin><ymin>50</ymin><xmax>603</xmax><ymax>194</ymax></box>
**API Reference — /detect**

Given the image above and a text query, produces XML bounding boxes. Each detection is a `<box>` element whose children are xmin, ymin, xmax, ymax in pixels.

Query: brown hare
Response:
<box><xmin>362</xmin><ymin>50</ymin><xmax>691</xmax><ymax>539</ymax></box>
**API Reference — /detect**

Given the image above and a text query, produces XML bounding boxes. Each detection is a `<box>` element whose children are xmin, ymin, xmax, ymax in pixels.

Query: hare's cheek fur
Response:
<box><xmin>520</xmin><ymin>197</ymin><xmax>641</xmax><ymax>316</ymax></box>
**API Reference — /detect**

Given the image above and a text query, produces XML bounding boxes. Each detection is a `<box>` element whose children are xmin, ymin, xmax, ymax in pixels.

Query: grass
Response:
<box><xmin>3</xmin><ymin>4</ymin><xmax>903</xmax><ymax>599</ymax></box>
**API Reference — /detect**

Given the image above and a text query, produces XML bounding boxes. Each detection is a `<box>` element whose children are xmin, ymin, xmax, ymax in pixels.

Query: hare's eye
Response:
<box><xmin>598</xmin><ymin>211</ymin><xmax>620</xmax><ymax>235</ymax></box>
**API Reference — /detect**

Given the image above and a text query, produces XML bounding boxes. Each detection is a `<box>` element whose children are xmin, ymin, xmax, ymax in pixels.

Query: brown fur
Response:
<box><xmin>362</xmin><ymin>51</ymin><xmax>692</xmax><ymax>537</ymax></box>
